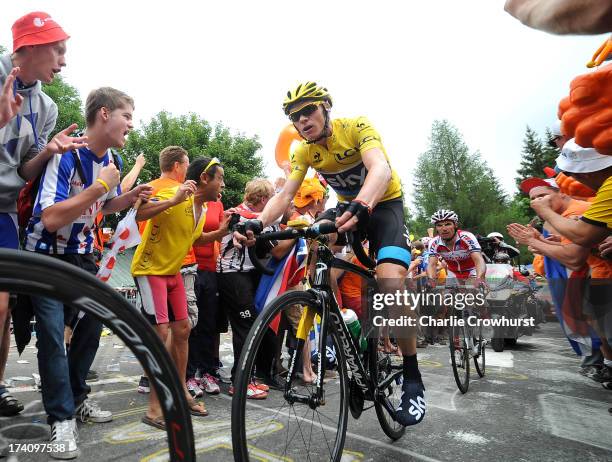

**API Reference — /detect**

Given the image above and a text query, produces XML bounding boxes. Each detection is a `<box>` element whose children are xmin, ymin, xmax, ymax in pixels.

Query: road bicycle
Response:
<box><xmin>442</xmin><ymin>284</ymin><xmax>487</xmax><ymax>393</ymax></box>
<box><xmin>231</xmin><ymin>222</ymin><xmax>408</xmax><ymax>462</ymax></box>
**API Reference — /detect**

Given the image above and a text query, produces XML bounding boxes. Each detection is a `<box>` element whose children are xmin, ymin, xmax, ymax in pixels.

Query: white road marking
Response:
<box><xmin>486</xmin><ymin>351</ymin><xmax>514</xmax><ymax>368</ymax></box>
<box><xmin>538</xmin><ymin>393</ymin><xmax>612</xmax><ymax>452</ymax></box>
<box><xmin>7</xmin><ymin>374</ymin><xmax>142</xmax><ymax>393</ymax></box>
<box><xmin>486</xmin><ymin>379</ymin><xmax>507</xmax><ymax>385</ymax></box>
<box><xmin>447</xmin><ymin>430</ymin><xmax>488</xmax><ymax>445</ymax></box>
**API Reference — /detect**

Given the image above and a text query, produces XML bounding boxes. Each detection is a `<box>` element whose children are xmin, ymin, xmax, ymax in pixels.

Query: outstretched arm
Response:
<box><xmin>504</xmin><ymin>0</ymin><xmax>612</xmax><ymax>34</ymax></box>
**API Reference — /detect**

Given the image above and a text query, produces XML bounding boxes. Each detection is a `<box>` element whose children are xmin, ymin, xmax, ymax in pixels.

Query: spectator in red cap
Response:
<box><xmin>0</xmin><ymin>11</ymin><xmax>86</xmax><ymax>457</ymax></box>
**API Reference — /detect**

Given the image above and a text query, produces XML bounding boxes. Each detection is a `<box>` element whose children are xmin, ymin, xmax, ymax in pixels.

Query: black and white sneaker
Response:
<box><xmin>395</xmin><ymin>380</ymin><xmax>426</xmax><ymax>426</ymax></box>
<box><xmin>50</xmin><ymin>419</ymin><xmax>79</xmax><ymax>460</ymax></box>
<box><xmin>75</xmin><ymin>399</ymin><xmax>112</xmax><ymax>423</ymax></box>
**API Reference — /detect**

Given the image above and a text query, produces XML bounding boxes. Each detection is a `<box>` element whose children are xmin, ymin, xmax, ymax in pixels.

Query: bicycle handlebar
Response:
<box><xmin>247</xmin><ymin>221</ymin><xmax>376</xmax><ymax>275</ymax></box>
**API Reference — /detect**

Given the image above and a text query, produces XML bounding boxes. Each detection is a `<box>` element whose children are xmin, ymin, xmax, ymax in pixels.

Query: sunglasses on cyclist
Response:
<box><xmin>288</xmin><ymin>102</ymin><xmax>322</xmax><ymax>123</ymax></box>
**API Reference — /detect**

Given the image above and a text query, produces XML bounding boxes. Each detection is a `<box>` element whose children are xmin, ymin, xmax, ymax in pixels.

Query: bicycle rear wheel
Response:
<box><xmin>369</xmin><ymin>339</ymin><xmax>406</xmax><ymax>440</ymax></box>
<box><xmin>231</xmin><ymin>290</ymin><xmax>349</xmax><ymax>462</ymax></box>
<box><xmin>0</xmin><ymin>249</ymin><xmax>194</xmax><ymax>461</ymax></box>
<box><xmin>449</xmin><ymin>311</ymin><xmax>470</xmax><ymax>393</ymax></box>
<box><xmin>474</xmin><ymin>322</ymin><xmax>486</xmax><ymax>377</ymax></box>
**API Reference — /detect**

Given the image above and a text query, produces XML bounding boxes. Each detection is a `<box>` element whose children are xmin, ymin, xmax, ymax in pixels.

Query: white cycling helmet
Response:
<box><xmin>430</xmin><ymin>209</ymin><xmax>459</xmax><ymax>224</ymax></box>
<box><xmin>487</xmin><ymin>232</ymin><xmax>504</xmax><ymax>240</ymax></box>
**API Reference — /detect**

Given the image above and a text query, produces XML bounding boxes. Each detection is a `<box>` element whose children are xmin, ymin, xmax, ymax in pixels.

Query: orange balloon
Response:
<box><xmin>558</xmin><ymin>63</ymin><xmax>612</xmax><ymax>155</ymax></box>
<box><xmin>275</xmin><ymin>124</ymin><xmax>302</xmax><ymax>171</ymax></box>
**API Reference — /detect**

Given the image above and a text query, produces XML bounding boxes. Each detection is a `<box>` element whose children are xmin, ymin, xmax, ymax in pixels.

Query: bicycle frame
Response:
<box><xmin>444</xmin><ymin>285</ymin><xmax>485</xmax><ymax>355</ymax></box>
<box><xmin>285</xmin><ymin>242</ymin><xmax>400</xmax><ymax>417</ymax></box>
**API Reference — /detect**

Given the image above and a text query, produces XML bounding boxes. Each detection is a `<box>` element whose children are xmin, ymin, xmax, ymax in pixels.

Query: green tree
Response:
<box><xmin>42</xmin><ymin>76</ymin><xmax>85</xmax><ymax>137</ymax></box>
<box><xmin>515</xmin><ymin>126</ymin><xmax>559</xmax><ymax>186</ymax></box>
<box><xmin>122</xmin><ymin>111</ymin><xmax>263</xmax><ymax>208</ymax></box>
<box><xmin>513</xmin><ymin>126</ymin><xmax>560</xmax><ymax>219</ymax></box>
<box><xmin>413</xmin><ymin>120</ymin><xmax>517</xmax><ymax>235</ymax></box>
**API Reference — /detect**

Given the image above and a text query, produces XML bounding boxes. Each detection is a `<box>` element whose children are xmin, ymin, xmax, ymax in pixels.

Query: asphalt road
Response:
<box><xmin>1</xmin><ymin>322</ymin><xmax>610</xmax><ymax>461</ymax></box>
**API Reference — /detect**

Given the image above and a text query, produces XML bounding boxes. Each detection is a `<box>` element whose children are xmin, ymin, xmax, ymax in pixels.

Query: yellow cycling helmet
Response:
<box><xmin>283</xmin><ymin>81</ymin><xmax>333</xmax><ymax>115</ymax></box>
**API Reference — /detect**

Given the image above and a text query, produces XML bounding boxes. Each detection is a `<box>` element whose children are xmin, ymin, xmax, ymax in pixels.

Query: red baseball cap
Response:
<box><xmin>519</xmin><ymin>177</ymin><xmax>559</xmax><ymax>194</ymax></box>
<box><xmin>12</xmin><ymin>12</ymin><xmax>69</xmax><ymax>53</ymax></box>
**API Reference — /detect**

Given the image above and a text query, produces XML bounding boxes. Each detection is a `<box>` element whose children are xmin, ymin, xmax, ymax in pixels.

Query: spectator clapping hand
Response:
<box><xmin>507</xmin><ymin>223</ymin><xmax>540</xmax><ymax>246</ymax></box>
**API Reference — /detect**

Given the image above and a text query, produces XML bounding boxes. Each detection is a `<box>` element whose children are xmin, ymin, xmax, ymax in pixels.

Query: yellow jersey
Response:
<box><xmin>288</xmin><ymin>117</ymin><xmax>402</xmax><ymax>203</ymax></box>
<box><xmin>131</xmin><ymin>186</ymin><xmax>206</xmax><ymax>276</ymax></box>
<box><xmin>582</xmin><ymin>175</ymin><xmax>612</xmax><ymax>230</ymax></box>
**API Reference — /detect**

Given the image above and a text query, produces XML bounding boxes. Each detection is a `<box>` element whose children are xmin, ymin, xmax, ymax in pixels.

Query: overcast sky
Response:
<box><xmin>2</xmin><ymin>1</ymin><xmax>607</xmax><ymax>205</ymax></box>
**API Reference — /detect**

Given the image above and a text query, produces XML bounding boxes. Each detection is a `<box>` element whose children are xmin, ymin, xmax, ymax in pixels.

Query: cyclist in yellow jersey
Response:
<box><xmin>234</xmin><ymin>82</ymin><xmax>425</xmax><ymax>426</ymax></box>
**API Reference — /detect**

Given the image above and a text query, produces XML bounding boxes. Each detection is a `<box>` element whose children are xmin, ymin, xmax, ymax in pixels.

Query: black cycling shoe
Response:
<box><xmin>395</xmin><ymin>380</ymin><xmax>426</xmax><ymax>426</ymax></box>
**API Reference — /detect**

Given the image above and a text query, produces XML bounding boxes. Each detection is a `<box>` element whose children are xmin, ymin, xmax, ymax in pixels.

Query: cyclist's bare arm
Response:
<box><xmin>504</xmin><ymin>0</ymin><xmax>612</xmax><ymax>34</ymax></box>
<box><xmin>355</xmin><ymin>148</ymin><xmax>391</xmax><ymax>209</ymax></box>
<box><xmin>259</xmin><ymin>177</ymin><xmax>301</xmax><ymax>227</ymax></box>
<box><xmin>470</xmin><ymin>251</ymin><xmax>487</xmax><ymax>279</ymax></box>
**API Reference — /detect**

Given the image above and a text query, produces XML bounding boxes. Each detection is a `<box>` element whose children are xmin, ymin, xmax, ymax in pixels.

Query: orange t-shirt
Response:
<box><xmin>561</xmin><ymin>199</ymin><xmax>612</xmax><ymax>279</ymax></box>
<box><xmin>138</xmin><ymin>177</ymin><xmax>196</xmax><ymax>266</ymax></box>
<box><xmin>532</xmin><ymin>255</ymin><xmax>545</xmax><ymax>277</ymax></box>
<box><xmin>338</xmin><ymin>255</ymin><xmax>366</xmax><ymax>300</ymax></box>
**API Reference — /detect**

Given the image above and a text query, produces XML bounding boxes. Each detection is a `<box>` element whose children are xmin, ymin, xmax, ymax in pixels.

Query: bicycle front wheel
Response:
<box><xmin>449</xmin><ymin>310</ymin><xmax>470</xmax><ymax>393</ymax></box>
<box><xmin>231</xmin><ymin>290</ymin><xmax>349</xmax><ymax>462</ymax></box>
<box><xmin>474</xmin><ymin>322</ymin><xmax>486</xmax><ymax>377</ymax></box>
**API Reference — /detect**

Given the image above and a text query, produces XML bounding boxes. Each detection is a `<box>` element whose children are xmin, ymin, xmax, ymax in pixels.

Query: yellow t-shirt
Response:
<box><xmin>131</xmin><ymin>186</ymin><xmax>206</xmax><ymax>276</ymax></box>
<box><xmin>288</xmin><ymin>117</ymin><xmax>402</xmax><ymax>203</ymax></box>
<box><xmin>582</xmin><ymin>175</ymin><xmax>612</xmax><ymax>230</ymax></box>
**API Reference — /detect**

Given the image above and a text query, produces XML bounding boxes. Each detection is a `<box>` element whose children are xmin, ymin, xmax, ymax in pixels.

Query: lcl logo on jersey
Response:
<box><xmin>334</xmin><ymin>148</ymin><xmax>358</xmax><ymax>165</ymax></box>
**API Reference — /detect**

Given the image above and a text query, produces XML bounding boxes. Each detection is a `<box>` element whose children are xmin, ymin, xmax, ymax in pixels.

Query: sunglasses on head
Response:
<box><xmin>203</xmin><ymin>157</ymin><xmax>221</xmax><ymax>174</ymax></box>
<box><xmin>289</xmin><ymin>102</ymin><xmax>322</xmax><ymax>122</ymax></box>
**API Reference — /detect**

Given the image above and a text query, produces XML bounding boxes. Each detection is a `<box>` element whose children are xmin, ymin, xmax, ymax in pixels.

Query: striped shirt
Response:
<box><xmin>25</xmin><ymin>147</ymin><xmax>122</xmax><ymax>254</ymax></box>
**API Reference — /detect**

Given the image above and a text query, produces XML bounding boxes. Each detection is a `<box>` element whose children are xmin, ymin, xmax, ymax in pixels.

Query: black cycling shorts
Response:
<box><xmin>316</xmin><ymin>198</ymin><xmax>411</xmax><ymax>269</ymax></box>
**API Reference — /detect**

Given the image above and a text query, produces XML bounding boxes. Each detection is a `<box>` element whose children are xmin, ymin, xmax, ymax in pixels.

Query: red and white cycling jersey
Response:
<box><xmin>428</xmin><ymin>230</ymin><xmax>481</xmax><ymax>278</ymax></box>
